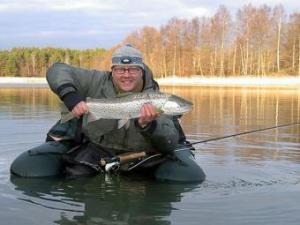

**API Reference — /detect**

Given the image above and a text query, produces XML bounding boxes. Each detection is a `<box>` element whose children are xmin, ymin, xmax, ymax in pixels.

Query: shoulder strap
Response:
<box><xmin>74</xmin><ymin>116</ymin><xmax>83</xmax><ymax>144</ymax></box>
<box><xmin>172</xmin><ymin>116</ymin><xmax>188</xmax><ymax>144</ymax></box>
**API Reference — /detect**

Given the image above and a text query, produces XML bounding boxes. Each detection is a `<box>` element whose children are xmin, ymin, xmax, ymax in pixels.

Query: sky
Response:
<box><xmin>0</xmin><ymin>0</ymin><xmax>299</xmax><ymax>50</ymax></box>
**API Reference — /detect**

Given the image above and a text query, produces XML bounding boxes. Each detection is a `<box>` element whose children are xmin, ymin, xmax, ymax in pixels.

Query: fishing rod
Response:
<box><xmin>101</xmin><ymin>121</ymin><xmax>300</xmax><ymax>172</ymax></box>
<box><xmin>179</xmin><ymin>121</ymin><xmax>300</xmax><ymax>150</ymax></box>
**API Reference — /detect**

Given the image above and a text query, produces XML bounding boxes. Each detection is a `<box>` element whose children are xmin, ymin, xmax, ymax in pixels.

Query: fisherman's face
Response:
<box><xmin>112</xmin><ymin>66</ymin><xmax>143</xmax><ymax>92</ymax></box>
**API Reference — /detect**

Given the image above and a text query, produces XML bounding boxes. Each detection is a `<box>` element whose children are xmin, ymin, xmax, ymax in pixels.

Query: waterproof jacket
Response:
<box><xmin>46</xmin><ymin>63</ymin><xmax>181</xmax><ymax>154</ymax></box>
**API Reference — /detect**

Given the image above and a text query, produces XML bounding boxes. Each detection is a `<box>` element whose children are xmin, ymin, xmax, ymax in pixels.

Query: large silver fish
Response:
<box><xmin>61</xmin><ymin>92</ymin><xmax>193</xmax><ymax>128</ymax></box>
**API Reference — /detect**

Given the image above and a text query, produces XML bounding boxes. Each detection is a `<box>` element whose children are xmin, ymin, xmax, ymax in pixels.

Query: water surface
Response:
<box><xmin>0</xmin><ymin>87</ymin><xmax>300</xmax><ymax>225</ymax></box>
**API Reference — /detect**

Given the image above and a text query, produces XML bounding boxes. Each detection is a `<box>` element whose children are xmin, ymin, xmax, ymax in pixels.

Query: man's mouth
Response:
<box><xmin>121</xmin><ymin>80</ymin><xmax>133</xmax><ymax>85</ymax></box>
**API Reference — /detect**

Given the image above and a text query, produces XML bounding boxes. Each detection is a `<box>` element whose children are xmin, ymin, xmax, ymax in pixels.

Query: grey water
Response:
<box><xmin>0</xmin><ymin>86</ymin><xmax>300</xmax><ymax>225</ymax></box>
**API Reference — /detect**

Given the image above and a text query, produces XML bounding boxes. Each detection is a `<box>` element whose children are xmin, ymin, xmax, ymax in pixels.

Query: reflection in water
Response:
<box><xmin>162</xmin><ymin>86</ymin><xmax>300</xmax><ymax>164</ymax></box>
<box><xmin>2</xmin><ymin>87</ymin><xmax>300</xmax><ymax>164</ymax></box>
<box><xmin>11</xmin><ymin>175</ymin><xmax>197</xmax><ymax>225</ymax></box>
<box><xmin>3</xmin><ymin>86</ymin><xmax>300</xmax><ymax>127</ymax></box>
<box><xmin>0</xmin><ymin>88</ymin><xmax>59</xmax><ymax>120</ymax></box>
<box><xmin>0</xmin><ymin>88</ymin><xmax>59</xmax><ymax>108</ymax></box>
<box><xmin>162</xmin><ymin>86</ymin><xmax>300</xmax><ymax>129</ymax></box>
<box><xmin>2</xmin><ymin>87</ymin><xmax>300</xmax><ymax>225</ymax></box>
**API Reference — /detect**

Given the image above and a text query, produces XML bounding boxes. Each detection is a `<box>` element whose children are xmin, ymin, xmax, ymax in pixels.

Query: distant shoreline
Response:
<box><xmin>157</xmin><ymin>75</ymin><xmax>300</xmax><ymax>88</ymax></box>
<box><xmin>0</xmin><ymin>77</ymin><xmax>48</xmax><ymax>88</ymax></box>
<box><xmin>1</xmin><ymin>76</ymin><xmax>300</xmax><ymax>88</ymax></box>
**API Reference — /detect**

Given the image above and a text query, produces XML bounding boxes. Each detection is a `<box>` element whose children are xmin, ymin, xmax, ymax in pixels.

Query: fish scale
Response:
<box><xmin>61</xmin><ymin>92</ymin><xmax>192</xmax><ymax>128</ymax></box>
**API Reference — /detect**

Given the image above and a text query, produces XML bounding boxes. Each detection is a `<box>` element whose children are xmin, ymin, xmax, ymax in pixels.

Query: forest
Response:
<box><xmin>0</xmin><ymin>4</ymin><xmax>300</xmax><ymax>78</ymax></box>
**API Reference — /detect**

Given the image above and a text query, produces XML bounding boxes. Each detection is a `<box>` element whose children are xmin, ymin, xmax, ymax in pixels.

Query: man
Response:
<box><xmin>10</xmin><ymin>45</ymin><xmax>205</xmax><ymax>182</ymax></box>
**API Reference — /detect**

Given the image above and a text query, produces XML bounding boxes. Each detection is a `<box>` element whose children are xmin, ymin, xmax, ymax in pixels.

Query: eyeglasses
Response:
<box><xmin>113</xmin><ymin>67</ymin><xmax>142</xmax><ymax>74</ymax></box>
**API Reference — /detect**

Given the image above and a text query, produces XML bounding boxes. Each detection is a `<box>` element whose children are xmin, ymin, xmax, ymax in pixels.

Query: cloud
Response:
<box><xmin>0</xmin><ymin>0</ymin><xmax>113</xmax><ymax>12</ymax></box>
<box><xmin>0</xmin><ymin>0</ymin><xmax>299</xmax><ymax>50</ymax></box>
<box><xmin>0</xmin><ymin>0</ymin><xmax>212</xmax><ymax>19</ymax></box>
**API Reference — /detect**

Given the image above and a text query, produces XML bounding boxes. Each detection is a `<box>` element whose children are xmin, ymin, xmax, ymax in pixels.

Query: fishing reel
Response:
<box><xmin>105</xmin><ymin>161</ymin><xmax>120</xmax><ymax>173</ymax></box>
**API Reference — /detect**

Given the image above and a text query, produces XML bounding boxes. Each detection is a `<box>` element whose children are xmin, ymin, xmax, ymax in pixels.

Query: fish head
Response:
<box><xmin>162</xmin><ymin>95</ymin><xmax>193</xmax><ymax>115</ymax></box>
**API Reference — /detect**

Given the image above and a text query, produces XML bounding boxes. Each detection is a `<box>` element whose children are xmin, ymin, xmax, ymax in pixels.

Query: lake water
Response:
<box><xmin>1</xmin><ymin>86</ymin><xmax>300</xmax><ymax>225</ymax></box>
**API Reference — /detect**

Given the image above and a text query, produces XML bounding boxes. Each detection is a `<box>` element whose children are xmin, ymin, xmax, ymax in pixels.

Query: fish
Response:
<box><xmin>61</xmin><ymin>92</ymin><xmax>193</xmax><ymax>129</ymax></box>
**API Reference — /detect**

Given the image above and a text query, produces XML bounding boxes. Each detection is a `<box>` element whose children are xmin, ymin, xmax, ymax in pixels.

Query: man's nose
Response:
<box><xmin>123</xmin><ymin>69</ymin><xmax>130</xmax><ymax>76</ymax></box>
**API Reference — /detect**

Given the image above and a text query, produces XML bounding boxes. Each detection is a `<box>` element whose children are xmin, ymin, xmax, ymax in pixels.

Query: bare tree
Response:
<box><xmin>273</xmin><ymin>5</ymin><xmax>285</xmax><ymax>72</ymax></box>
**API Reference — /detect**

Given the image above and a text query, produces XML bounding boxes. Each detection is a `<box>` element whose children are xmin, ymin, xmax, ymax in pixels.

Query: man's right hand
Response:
<box><xmin>138</xmin><ymin>103</ymin><xmax>160</xmax><ymax>128</ymax></box>
<box><xmin>71</xmin><ymin>101</ymin><xmax>89</xmax><ymax>118</ymax></box>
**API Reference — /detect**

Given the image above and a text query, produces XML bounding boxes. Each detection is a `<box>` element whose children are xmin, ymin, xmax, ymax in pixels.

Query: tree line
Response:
<box><xmin>0</xmin><ymin>48</ymin><xmax>106</xmax><ymax>77</ymax></box>
<box><xmin>0</xmin><ymin>4</ymin><xmax>300</xmax><ymax>78</ymax></box>
<box><xmin>123</xmin><ymin>4</ymin><xmax>300</xmax><ymax>77</ymax></box>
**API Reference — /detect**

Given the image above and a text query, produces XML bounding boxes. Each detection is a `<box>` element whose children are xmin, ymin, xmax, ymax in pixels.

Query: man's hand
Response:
<box><xmin>138</xmin><ymin>103</ymin><xmax>160</xmax><ymax>128</ymax></box>
<box><xmin>71</xmin><ymin>101</ymin><xmax>89</xmax><ymax>118</ymax></box>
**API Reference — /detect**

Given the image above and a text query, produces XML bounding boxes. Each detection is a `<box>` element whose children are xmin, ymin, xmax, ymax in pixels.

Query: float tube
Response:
<box><xmin>10</xmin><ymin>141</ymin><xmax>206</xmax><ymax>183</ymax></box>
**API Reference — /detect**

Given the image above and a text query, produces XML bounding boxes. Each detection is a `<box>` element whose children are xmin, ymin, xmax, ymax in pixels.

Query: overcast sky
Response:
<box><xmin>0</xmin><ymin>0</ymin><xmax>299</xmax><ymax>50</ymax></box>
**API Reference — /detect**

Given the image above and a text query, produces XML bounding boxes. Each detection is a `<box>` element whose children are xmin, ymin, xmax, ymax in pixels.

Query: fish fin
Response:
<box><xmin>118</xmin><ymin>118</ymin><xmax>130</xmax><ymax>129</ymax></box>
<box><xmin>124</xmin><ymin>120</ymin><xmax>130</xmax><ymax>130</ymax></box>
<box><xmin>60</xmin><ymin>112</ymin><xmax>74</xmax><ymax>123</ymax></box>
<box><xmin>155</xmin><ymin>107</ymin><xmax>164</xmax><ymax>114</ymax></box>
<box><xmin>87</xmin><ymin>113</ymin><xmax>98</xmax><ymax>123</ymax></box>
